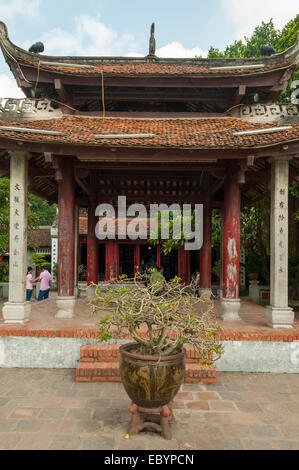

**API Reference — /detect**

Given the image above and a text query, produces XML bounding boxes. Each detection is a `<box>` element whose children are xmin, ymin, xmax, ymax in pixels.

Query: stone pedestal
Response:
<box><xmin>2</xmin><ymin>302</ymin><xmax>31</xmax><ymax>324</ymax></box>
<box><xmin>55</xmin><ymin>296</ymin><xmax>75</xmax><ymax>318</ymax></box>
<box><xmin>266</xmin><ymin>306</ymin><xmax>294</xmax><ymax>329</ymax></box>
<box><xmin>86</xmin><ymin>284</ymin><xmax>97</xmax><ymax>300</ymax></box>
<box><xmin>2</xmin><ymin>151</ymin><xmax>31</xmax><ymax>324</ymax></box>
<box><xmin>221</xmin><ymin>298</ymin><xmax>241</xmax><ymax>322</ymax></box>
<box><xmin>267</xmin><ymin>157</ymin><xmax>294</xmax><ymax>328</ymax></box>
<box><xmin>197</xmin><ymin>288</ymin><xmax>212</xmax><ymax>300</ymax></box>
<box><xmin>249</xmin><ymin>280</ymin><xmax>260</xmax><ymax>304</ymax></box>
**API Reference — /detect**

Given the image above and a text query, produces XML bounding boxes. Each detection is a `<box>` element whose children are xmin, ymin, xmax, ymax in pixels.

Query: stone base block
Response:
<box><xmin>55</xmin><ymin>296</ymin><xmax>75</xmax><ymax>319</ymax></box>
<box><xmin>86</xmin><ymin>284</ymin><xmax>97</xmax><ymax>301</ymax></box>
<box><xmin>198</xmin><ymin>288</ymin><xmax>212</xmax><ymax>300</ymax></box>
<box><xmin>2</xmin><ymin>302</ymin><xmax>31</xmax><ymax>324</ymax></box>
<box><xmin>266</xmin><ymin>306</ymin><xmax>294</xmax><ymax>329</ymax></box>
<box><xmin>221</xmin><ymin>298</ymin><xmax>241</xmax><ymax>321</ymax></box>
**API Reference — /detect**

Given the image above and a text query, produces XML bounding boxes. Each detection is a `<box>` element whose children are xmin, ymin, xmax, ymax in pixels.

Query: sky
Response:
<box><xmin>0</xmin><ymin>0</ymin><xmax>298</xmax><ymax>98</ymax></box>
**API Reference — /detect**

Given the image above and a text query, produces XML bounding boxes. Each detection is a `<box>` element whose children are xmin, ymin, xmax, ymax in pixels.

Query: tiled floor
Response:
<box><xmin>0</xmin><ymin>368</ymin><xmax>299</xmax><ymax>450</ymax></box>
<box><xmin>0</xmin><ymin>293</ymin><xmax>298</xmax><ymax>338</ymax></box>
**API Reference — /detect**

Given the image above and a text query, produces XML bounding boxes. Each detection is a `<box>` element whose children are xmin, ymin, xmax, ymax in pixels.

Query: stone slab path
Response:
<box><xmin>0</xmin><ymin>368</ymin><xmax>299</xmax><ymax>450</ymax></box>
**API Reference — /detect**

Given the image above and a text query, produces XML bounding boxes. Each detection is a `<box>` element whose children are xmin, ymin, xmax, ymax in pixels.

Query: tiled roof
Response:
<box><xmin>28</xmin><ymin>228</ymin><xmax>51</xmax><ymax>248</ymax></box>
<box><xmin>0</xmin><ymin>115</ymin><xmax>299</xmax><ymax>150</ymax></box>
<box><xmin>18</xmin><ymin>57</ymin><xmax>293</xmax><ymax>78</ymax></box>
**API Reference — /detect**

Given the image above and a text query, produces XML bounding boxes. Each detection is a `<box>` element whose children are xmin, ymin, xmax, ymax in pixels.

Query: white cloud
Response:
<box><xmin>42</xmin><ymin>15</ymin><xmax>138</xmax><ymax>56</ymax></box>
<box><xmin>0</xmin><ymin>0</ymin><xmax>42</xmax><ymax>21</ymax></box>
<box><xmin>0</xmin><ymin>74</ymin><xmax>25</xmax><ymax>98</ymax></box>
<box><xmin>125</xmin><ymin>52</ymin><xmax>144</xmax><ymax>57</ymax></box>
<box><xmin>221</xmin><ymin>0</ymin><xmax>299</xmax><ymax>40</ymax></box>
<box><xmin>41</xmin><ymin>15</ymin><xmax>207</xmax><ymax>59</ymax></box>
<box><xmin>156</xmin><ymin>41</ymin><xmax>207</xmax><ymax>58</ymax></box>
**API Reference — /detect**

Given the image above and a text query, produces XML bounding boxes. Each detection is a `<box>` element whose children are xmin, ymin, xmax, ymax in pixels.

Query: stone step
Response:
<box><xmin>75</xmin><ymin>361</ymin><xmax>216</xmax><ymax>383</ymax></box>
<box><xmin>79</xmin><ymin>344</ymin><xmax>213</xmax><ymax>364</ymax></box>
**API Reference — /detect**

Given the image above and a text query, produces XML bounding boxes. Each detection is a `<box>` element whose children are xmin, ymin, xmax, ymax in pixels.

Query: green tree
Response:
<box><xmin>208</xmin><ymin>19</ymin><xmax>279</xmax><ymax>58</ymax></box>
<box><xmin>276</xmin><ymin>15</ymin><xmax>299</xmax><ymax>102</ymax></box>
<box><xmin>28</xmin><ymin>193</ymin><xmax>56</xmax><ymax>226</ymax></box>
<box><xmin>207</xmin><ymin>16</ymin><xmax>299</xmax><ymax>102</ymax></box>
<box><xmin>30</xmin><ymin>253</ymin><xmax>51</xmax><ymax>270</ymax></box>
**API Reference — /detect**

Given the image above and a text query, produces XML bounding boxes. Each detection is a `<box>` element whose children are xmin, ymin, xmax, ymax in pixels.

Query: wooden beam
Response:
<box><xmin>208</xmin><ymin>178</ymin><xmax>225</xmax><ymax>196</ymax></box>
<box><xmin>28</xmin><ymin>167</ymin><xmax>56</xmax><ymax>177</ymax></box>
<box><xmin>54</xmin><ymin>78</ymin><xmax>74</xmax><ymax>114</ymax></box>
<box><xmin>0</xmin><ymin>138</ymin><xmax>298</xmax><ymax>161</ymax></box>
<box><xmin>232</xmin><ymin>85</ymin><xmax>246</xmax><ymax>106</ymax></box>
<box><xmin>28</xmin><ymin>186</ymin><xmax>56</xmax><ymax>204</ymax></box>
<box><xmin>54</xmin><ymin>78</ymin><xmax>68</xmax><ymax>102</ymax></box>
<box><xmin>20</xmin><ymin>65</ymin><xmax>286</xmax><ymax>89</ymax></box>
<box><xmin>75</xmin><ymin>174</ymin><xmax>91</xmax><ymax>196</ymax></box>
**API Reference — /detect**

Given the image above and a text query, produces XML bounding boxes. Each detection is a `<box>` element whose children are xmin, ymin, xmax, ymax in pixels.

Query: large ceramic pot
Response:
<box><xmin>119</xmin><ymin>343</ymin><xmax>185</xmax><ymax>408</ymax></box>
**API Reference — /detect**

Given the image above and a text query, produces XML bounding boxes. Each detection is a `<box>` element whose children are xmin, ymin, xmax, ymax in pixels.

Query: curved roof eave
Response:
<box><xmin>0</xmin><ymin>21</ymin><xmax>298</xmax><ymax>79</ymax></box>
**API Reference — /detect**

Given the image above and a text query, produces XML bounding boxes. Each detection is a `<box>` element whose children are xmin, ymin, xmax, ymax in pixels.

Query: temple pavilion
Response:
<box><xmin>0</xmin><ymin>21</ymin><xmax>298</xmax><ymax>327</ymax></box>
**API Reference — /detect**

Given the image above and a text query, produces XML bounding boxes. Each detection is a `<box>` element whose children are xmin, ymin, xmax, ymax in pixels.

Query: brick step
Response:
<box><xmin>79</xmin><ymin>344</ymin><xmax>212</xmax><ymax>364</ymax></box>
<box><xmin>75</xmin><ymin>361</ymin><xmax>216</xmax><ymax>383</ymax></box>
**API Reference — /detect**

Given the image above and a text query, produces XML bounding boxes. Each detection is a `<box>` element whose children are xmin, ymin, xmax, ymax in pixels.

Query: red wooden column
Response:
<box><xmin>56</xmin><ymin>157</ymin><xmax>75</xmax><ymax>318</ymax></box>
<box><xmin>156</xmin><ymin>244</ymin><xmax>161</xmax><ymax>267</ymax></box>
<box><xmin>87</xmin><ymin>195</ymin><xmax>99</xmax><ymax>285</ymax></box>
<box><xmin>200</xmin><ymin>195</ymin><xmax>212</xmax><ymax>292</ymax></box>
<box><xmin>178</xmin><ymin>248</ymin><xmax>191</xmax><ymax>284</ymax></box>
<box><xmin>134</xmin><ymin>244</ymin><xmax>140</xmax><ymax>276</ymax></box>
<box><xmin>221</xmin><ymin>163</ymin><xmax>241</xmax><ymax>321</ymax></box>
<box><xmin>105</xmin><ymin>241</ymin><xmax>119</xmax><ymax>280</ymax></box>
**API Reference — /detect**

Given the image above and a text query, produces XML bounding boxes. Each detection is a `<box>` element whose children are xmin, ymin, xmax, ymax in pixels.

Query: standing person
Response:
<box><xmin>26</xmin><ymin>267</ymin><xmax>37</xmax><ymax>302</ymax></box>
<box><xmin>37</xmin><ymin>266</ymin><xmax>52</xmax><ymax>301</ymax></box>
<box><xmin>194</xmin><ymin>268</ymin><xmax>201</xmax><ymax>297</ymax></box>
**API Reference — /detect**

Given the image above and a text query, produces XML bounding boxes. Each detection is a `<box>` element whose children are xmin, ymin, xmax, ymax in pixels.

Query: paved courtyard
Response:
<box><xmin>0</xmin><ymin>368</ymin><xmax>299</xmax><ymax>450</ymax></box>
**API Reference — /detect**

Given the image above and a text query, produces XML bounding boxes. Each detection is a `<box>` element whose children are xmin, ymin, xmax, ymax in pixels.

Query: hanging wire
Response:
<box><xmin>33</xmin><ymin>60</ymin><xmax>40</xmax><ymax>98</ymax></box>
<box><xmin>101</xmin><ymin>71</ymin><xmax>105</xmax><ymax>122</ymax></box>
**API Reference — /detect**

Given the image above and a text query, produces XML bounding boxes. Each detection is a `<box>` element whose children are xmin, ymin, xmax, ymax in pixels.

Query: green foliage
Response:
<box><xmin>207</xmin><ymin>16</ymin><xmax>299</xmax><ymax>102</ymax></box>
<box><xmin>0</xmin><ymin>260</ymin><xmax>9</xmax><ymax>282</ymax></box>
<box><xmin>30</xmin><ymin>253</ymin><xmax>50</xmax><ymax>270</ymax></box>
<box><xmin>211</xmin><ymin>260</ymin><xmax>221</xmax><ymax>278</ymax></box>
<box><xmin>276</xmin><ymin>14</ymin><xmax>299</xmax><ymax>52</ymax></box>
<box><xmin>289</xmin><ymin>255</ymin><xmax>299</xmax><ymax>287</ymax></box>
<box><xmin>211</xmin><ymin>210</ymin><xmax>221</xmax><ymax>249</ymax></box>
<box><xmin>207</xmin><ymin>46</ymin><xmax>224</xmax><ymax>58</ymax></box>
<box><xmin>241</xmin><ymin>199</ymin><xmax>270</xmax><ymax>284</ymax></box>
<box><xmin>208</xmin><ymin>19</ymin><xmax>280</xmax><ymax>59</ymax></box>
<box><xmin>28</xmin><ymin>193</ymin><xmax>56</xmax><ymax>226</ymax></box>
<box><xmin>290</xmin><ymin>182</ymin><xmax>299</xmax><ymax>221</ymax></box>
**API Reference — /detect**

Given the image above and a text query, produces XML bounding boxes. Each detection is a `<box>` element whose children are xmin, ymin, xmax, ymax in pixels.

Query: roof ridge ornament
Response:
<box><xmin>148</xmin><ymin>22</ymin><xmax>156</xmax><ymax>57</ymax></box>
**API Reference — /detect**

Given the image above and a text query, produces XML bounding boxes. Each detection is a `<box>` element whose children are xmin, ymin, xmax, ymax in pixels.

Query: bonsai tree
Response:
<box><xmin>31</xmin><ymin>253</ymin><xmax>51</xmax><ymax>271</ymax></box>
<box><xmin>90</xmin><ymin>276</ymin><xmax>223</xmax><ymax>363</ymax></box>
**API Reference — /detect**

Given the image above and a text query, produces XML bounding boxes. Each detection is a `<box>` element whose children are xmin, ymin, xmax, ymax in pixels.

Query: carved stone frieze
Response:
<box><xmin>0</xmin><ymin>98</ymin><xmax>62</xmax><ymax>121</ymax></box>
<box><xmin>240</xmin><ymin>103</ymin><xmax>299</xmax><ymax>125</ymax></box>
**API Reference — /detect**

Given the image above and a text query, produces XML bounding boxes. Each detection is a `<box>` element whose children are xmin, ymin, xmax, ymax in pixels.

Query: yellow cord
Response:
<box><xmin>101</xmin><ymin>71</ymin><xmax>105</xmax><ymax>122</ymax></box>
<box><xmin>33</xmin><ymin>60</ymin><xmax>40</xmax><ymax>98</ymax></box>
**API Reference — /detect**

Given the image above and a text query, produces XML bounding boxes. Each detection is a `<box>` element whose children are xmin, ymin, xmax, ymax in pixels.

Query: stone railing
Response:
<box><xmin>0</xmin><ymin>98</ymin><xmax>62</xmax><ymax>121</ymax></box>
<box><xmin>240</xmin><ymin>103</ymin><xmax>299</xmax><ymax>124</ymax></box>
